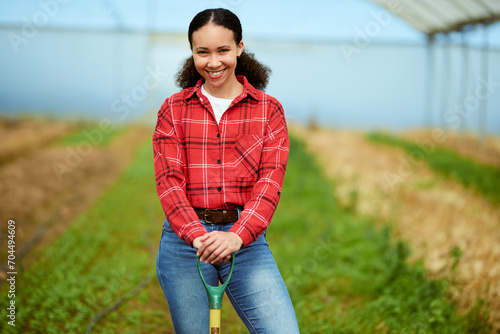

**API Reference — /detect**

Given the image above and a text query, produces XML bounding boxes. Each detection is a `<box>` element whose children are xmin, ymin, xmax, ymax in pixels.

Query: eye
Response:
<box><xmin>197</xmin><ymin>50</ymin><xmax>208</xmax><ymax>55</ymax></box>
<box><xmin>219</xmin><ymin>49</ymin><xmax>229</xmax><ymax>53</ymax></box>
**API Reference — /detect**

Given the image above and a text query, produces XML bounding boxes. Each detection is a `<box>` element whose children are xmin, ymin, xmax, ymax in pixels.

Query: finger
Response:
<box><xmin>212</xmin><ymin>251</ymin><xmax>231</xmax><ymax>264</ymax></box>
<box><xmin>198</xmin><ymin>233</ymin><xmax>218</xmax><ymax>248</ymax></box>
<box><xmin>196</xmin><ymin>239</ymin><xmax>209</xmax><ymax>257</ymax></box>
<box><xmin>199</xmin><ymin>248</ymin><xmax>212</xmax><ymax>262</ymax></box>
<box><xmin>198</xmin><ymin>233</ymin><xmax>211</xmax><ymax>242</ymax></box>
<box><xmin>197</xmin><ymin>242</ymin><xmax>213</xmax><ymax>260</ymax></box>
<box><xmin>197</xmin><ymin>248</ymin><xmax>204</xmax><ymax>258</ymax></box>
<box><xmin>203</xmin><ymin>231</ymin><xmax>224</xmax><ymax>242</ymax></box>
<box><xmin>199</xmin><ymin>239</ymin><xmax>223</xmax><ymax>262</ymax></box>
<box><xmin>197</xmin><ymin>234</ymin><xmax>220</xmax><ymax>259</ymax></box>
<box><xmin>209</xmin><ymin>243</ymin><xmax>235</xmax><ymax>264</ymax></box>
<box><xmin>207</xmin><ymin>239</ymin><xmax>232</xmax><ymax>264</ymax></box>
<box><xmin>204</xmin><ymin>244</ymin><xmax>223</xmax><ymax>264</ymax></box>
<box><xmin>213</xmin><ymin>251</ymin><xmax>232</xmax><ymax>264</ymax></box>
<box><xmin>222</xmin><ymin>249</ymin><xmax>233</xmax><ymax>262</ymax></box>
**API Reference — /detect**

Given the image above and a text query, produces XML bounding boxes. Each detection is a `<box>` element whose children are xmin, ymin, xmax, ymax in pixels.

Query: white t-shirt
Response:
<box><xmin>201</xmin><ymin>85</ymin><xmax>233</xmax><ymax>124</ymax></box>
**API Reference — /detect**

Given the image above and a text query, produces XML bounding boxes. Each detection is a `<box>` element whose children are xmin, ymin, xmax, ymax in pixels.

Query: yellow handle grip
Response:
<box><xmin>209</xmin><ymin>309</ymin><xmax>221</xmax><ymax>333</ymax></box>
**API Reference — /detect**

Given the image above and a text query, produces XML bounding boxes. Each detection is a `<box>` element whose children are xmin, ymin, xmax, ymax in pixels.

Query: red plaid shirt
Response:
<box><xmin>153</xmin><ymin>76</ymin><xmax>289</xmax><ymax>247</ymax></box>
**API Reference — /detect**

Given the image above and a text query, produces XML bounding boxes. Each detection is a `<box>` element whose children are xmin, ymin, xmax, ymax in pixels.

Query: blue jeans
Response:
<box><xmin>156</xmin><ymin>216</ymin><xmax>300</xmax><ymax>334</ymax></box>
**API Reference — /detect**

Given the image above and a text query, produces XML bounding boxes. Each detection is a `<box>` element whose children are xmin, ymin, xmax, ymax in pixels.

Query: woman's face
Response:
<box><xmin>191</xmin><ymin>23</ymin><xmax>243</xmax><ymax>95</ymax></box>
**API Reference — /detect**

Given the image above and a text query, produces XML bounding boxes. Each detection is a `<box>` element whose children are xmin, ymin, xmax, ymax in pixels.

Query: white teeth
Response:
<box><xmin>208</xmin><ymin>70</ymin><xmax>224</xmax><ymax>76</ymax></box>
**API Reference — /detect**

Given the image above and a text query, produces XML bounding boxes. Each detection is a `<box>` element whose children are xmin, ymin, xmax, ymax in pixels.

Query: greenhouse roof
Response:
<box><xmin>369</xmin><ymin>0</ymin><xmax>500</xmax><ymax>35</ymax></box>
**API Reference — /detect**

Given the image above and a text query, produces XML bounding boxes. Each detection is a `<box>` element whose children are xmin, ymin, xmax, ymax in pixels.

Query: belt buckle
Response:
<box><xmin>204</xmin><ymin>209</ymin><xmax>218</xmax><ymax>224</ymax></box>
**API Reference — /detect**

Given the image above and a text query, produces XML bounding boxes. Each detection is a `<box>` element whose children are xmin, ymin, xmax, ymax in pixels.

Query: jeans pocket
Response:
<box><xmin>250</xmin><ymin>230</ymin><xmax>269</xmax><ymax>247</ymax></box>
<box><xmin>162</xmin><ymin>219</ymin><xmax>175</xmax><ymax>234</ymax></box>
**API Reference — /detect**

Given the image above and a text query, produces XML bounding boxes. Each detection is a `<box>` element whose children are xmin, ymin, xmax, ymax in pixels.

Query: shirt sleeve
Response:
<box><xmin>229</xmin><ymin>100</ymin><xmax>290</xmax><ymax>247</ymax></box>
<box><xmin>153</xmin><ymin>97</ymin><xmax>207</xmax><ymax>246</ymax></box>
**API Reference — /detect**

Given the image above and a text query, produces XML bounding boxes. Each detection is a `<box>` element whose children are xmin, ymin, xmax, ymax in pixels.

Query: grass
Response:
<box><xmin>0</xmin><ymin>131</ymin><xmax>491</xmax><ymax>333</ymax></box>
<box><xmin>58</xmin><ymin>123</ymin><xmax>127</xmax><ymax>147</ymax></box>
<box><xmin>367</xmin><ymin>131</ymin><xmax>500</xmax><ymax>205</ymax></box>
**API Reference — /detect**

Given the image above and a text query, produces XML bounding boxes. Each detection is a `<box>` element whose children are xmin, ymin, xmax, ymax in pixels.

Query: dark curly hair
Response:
<box><xmin>175</xmin><ymin>8</ymin><xmax>271</xmax><ymax>91</ymax></box>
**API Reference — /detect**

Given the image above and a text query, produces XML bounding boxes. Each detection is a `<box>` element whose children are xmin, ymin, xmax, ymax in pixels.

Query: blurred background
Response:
<box><xmin>1</xmin><ymin>1</ymin><xmax>500</xmax><ymax>333</ymax></box>
<box><xmin>1</xmin><ymin>0</ymin><xmax>499</xmax><ymax>135</ymax></box>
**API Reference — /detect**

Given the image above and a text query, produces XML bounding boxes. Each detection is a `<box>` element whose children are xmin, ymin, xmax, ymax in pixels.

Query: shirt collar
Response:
<box><xmin>184</xmin><ymin>75</ymin><xmax>259</xmax><ymax>101</ymax></box>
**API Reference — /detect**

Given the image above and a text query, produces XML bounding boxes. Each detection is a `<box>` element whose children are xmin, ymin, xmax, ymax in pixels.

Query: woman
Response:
<box><xmin>153</xmin><ymin>8</ymin><xmax>300</xmax><ymax>333</ymax></box>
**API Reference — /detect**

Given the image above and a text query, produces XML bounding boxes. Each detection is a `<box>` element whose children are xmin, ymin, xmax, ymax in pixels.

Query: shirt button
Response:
<box><xmin>217</xmin><ymin>160</ymin><xmax>221</xmax><ymax>164</ymax></box>
<box><xmin>217</xmin><ymin>134</ymin><xmax>220</xmax><ymax>138</ymax></box>
<box><xmin>217</xmin><ymin>187</ymin><xmax>222</xmax><ymax>192</ymax></box>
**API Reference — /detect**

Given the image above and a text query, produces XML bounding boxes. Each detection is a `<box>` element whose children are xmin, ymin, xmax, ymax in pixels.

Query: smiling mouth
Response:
<box><xmin>206</xmin><ymin>69</ymin><xmax>226</xmax><ymax>78</ymax></box>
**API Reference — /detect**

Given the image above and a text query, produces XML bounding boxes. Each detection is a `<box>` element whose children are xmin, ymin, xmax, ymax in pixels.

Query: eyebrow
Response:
<box><xmin>195</xmin><ymin>45</ymin><xmax>232</xmax><ymax>51</ymax></box>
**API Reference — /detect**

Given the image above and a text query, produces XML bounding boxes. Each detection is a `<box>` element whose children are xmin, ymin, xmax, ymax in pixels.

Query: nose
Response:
<box><xmin>207</xmin><ymin>54</ymin><xmax>221</xmax><ymax>68</ymax></box>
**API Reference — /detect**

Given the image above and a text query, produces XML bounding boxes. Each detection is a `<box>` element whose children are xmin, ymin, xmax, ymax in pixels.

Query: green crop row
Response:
<box><xmin>367</xmin><ymin>131</ymin><xmax>500</xmax><ymax>204</ymax></box>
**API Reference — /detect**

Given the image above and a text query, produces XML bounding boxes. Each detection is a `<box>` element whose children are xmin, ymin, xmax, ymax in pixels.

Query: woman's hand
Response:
<box><xmin>193</xmin><ymin>231</ymin><xmax>243</xmax><ymax>264</ymax></box>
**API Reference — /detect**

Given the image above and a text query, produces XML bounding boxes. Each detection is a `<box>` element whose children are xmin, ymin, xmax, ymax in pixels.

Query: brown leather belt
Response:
<box><xmin>194</xmin><ymin>208</ymin><xmax>240</xmax><ymax>224</ymax></box>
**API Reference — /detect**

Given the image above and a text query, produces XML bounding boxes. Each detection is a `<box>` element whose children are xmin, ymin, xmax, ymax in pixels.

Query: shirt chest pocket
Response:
<box><xmin>233</xmin><ymin>134</ymin><xmax>264</xmax><ymax>178</ymax></box>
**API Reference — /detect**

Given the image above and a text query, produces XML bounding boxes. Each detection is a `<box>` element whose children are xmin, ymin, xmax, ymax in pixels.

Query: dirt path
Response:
<box><xmin>0</xmin><ymin>118</ymin><xmax>152</xmax><ymax>275</ymax></box>
<box><xmin>0</xmin><ymin>117</ymin><xmax>76</xmax><ymax>167</ymax></box>
<box><xmin>290</xmin><ymin>124</ymin><xmax>500</xmax><ymax>331</ymax></box>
